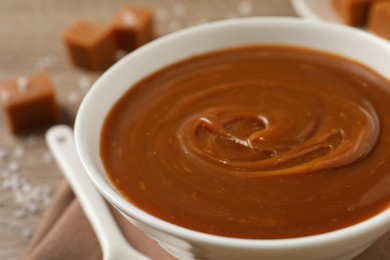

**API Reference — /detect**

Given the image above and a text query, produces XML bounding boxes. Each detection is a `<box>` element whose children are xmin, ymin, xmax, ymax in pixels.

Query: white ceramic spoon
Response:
<box><xmin>46</xmin><ymin>125</ymin><xmax>149</xmax><ymax>260</ymax></box>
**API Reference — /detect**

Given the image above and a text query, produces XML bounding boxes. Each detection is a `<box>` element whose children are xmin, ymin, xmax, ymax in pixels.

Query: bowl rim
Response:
<box><xmin>74</xmin><ymin>16</ymin><xmax>390</xmax><ymax>248</ymax></box>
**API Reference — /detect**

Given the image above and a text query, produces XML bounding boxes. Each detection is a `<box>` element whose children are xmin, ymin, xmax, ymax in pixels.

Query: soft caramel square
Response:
<box><xmin>63</xmin><ymin>20</ymin><xmax>116</xmax><ymax>71</ymax></box>
<box><xmin>367</xmin><ymin>1</ymin><xmax>390</xmax><ymax>39</ymax></box>
<box><xmin>0</xmin><ymin>73</ymin><xmax>60</xmax><ymax>134</ymax></box>
<box><xmin>333</xmin><ymin>0</ymin><xmax>373</xmax><ymax>26</ymax></box>
<box><xmin>110</xmin><ymin>6</ymin><xmax>154</xmax><ymax>51</ymax></box>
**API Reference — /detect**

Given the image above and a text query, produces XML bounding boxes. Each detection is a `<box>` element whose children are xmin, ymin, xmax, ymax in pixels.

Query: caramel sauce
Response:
<box><xmin>100</xmin><ymin>46</ymin><xmax>390</xmax><ymax>239</ymax></box>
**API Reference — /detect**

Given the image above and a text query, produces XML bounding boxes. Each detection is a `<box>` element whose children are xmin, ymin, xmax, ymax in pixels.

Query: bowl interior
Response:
<box><xmin>74</xmin><ymin>17</ymin><xmax>390</xmax><ymax>246</ymax></box>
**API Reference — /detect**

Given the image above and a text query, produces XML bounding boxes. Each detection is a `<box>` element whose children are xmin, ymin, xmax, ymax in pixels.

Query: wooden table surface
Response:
<box><xmin>0</xmin><ymin>1</ymin><xmax>389</xmax><ymax>259</ymax></box>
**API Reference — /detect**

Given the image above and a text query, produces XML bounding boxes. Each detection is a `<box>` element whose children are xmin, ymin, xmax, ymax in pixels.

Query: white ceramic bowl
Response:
<box><xmin>74</xmin><ymin>17</ymin><xmax>390</xmax><ymax>260</ymax></box>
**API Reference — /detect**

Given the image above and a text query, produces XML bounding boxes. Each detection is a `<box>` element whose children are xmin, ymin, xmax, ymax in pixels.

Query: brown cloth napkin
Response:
<box><xmin>23</xmin><ymin>180</ymin><xmax>390</xmax><ymax>260</ymax></box>
<box><xmin>23</xmin><ymin>180</ymin><xmax>175</xmax><ymax>260</ymax></box>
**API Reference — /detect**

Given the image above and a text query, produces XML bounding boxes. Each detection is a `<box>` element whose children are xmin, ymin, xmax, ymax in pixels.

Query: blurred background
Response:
<box><xmin>0</xmin><ymin>1</ymin><xmax>295</xmax><ymax>259</ymax></box>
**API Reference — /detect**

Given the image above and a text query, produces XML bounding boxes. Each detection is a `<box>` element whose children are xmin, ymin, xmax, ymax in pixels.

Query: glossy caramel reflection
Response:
<box><xmin>101</xmin><ymin>46</ymin><xmax>390</xmax><ymax>239</ymax></box>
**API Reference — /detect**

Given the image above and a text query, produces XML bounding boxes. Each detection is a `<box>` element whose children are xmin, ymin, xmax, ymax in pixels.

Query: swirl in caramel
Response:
<box><xmin>101</xmin><ymin>46</ymin><xmax>390</xmax><ymax>239</ymax></box>
<box><xmin>177</xmin><ymin>82</ymin><xmax>379</xmax><ymax>175</ymax></box>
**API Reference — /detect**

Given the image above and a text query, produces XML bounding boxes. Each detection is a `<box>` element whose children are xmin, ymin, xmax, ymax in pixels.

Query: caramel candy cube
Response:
<box><xmin>333</xmin><ymin>0</ymin><xmax>373</xmax><ymax>26</ymax></box>
<box><xmin>0</xmin><ymin>73</ymin><xmax>60</xmax><ymax>134</ymax></box>
<box><xmin>63</xmin><ymin>20</ymin><xmax>116</xmax><ymax>71</ymax></box>
<box><xmin>111</xmin><ymin>6</ymin><xmax>154</xmax><ymax>51</ymax></box>
<box><xmin>367</xmin><ymin>1</ymin><xmax>390</xmax><ymax>39</ymax></box>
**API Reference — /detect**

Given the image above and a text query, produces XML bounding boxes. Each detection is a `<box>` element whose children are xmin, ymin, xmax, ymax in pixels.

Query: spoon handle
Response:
<box><xmin>46</xmin><ymin>125</ymin><xmax>149</xmax><ymax>260</ymax></box>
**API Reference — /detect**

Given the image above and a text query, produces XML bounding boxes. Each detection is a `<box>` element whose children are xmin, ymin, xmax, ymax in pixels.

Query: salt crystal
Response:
<box><xmin>22</xmin><ymin>228</ymin><xmax>33</xmax><ymax>238</ymax></box>
<box><xmin>17</xmin><ymin>76</ymin><xmax>29</xmax><ymax>92</ymax></box>
<box><xmin>156</xmin><ymin>8</ymin><xmax>169</xmax><ymax>21</ymax></box>
<box><xmin>2</xmin><ymin>179</ymin><xmax>12</xmax><ymax>190</ymax></box>
<box><xmin>34</xmin><ymin>59</ymin><xmax>48</xmax><ymax>72</ymax></box>
<box><xmin>27</xmin><ymin>135</ymin><xmax>38</xmax><ymax>145</ymax></box>
<box><xmin>34</xmin><ymin>54</ymin><xmax>57</xmax><ymax>71</ymax></box>
<box><xmin>45</xmin><ymin>54</ymin><xmax>57</xmax><ymax>65</ymax></box>
<box><xmin>15</xmin><ymin>189</ymin><xmax>25</xmax><ymax>204</ymax></box>
<box><xmin>173</xmin><ymin>3</ymin><xmax>186</xmax><ymax>17</ymax></box>
<box><xmin>22</xmin><ymin>183</ymin><xmax>32</xmax><ymax>193</ymax></box>
<box><xmin>0</xmin><ymin>90</ymin><xmax>11</xmax><ymax>102</ymax></box>
<box><xmin>0</xmin><ymin>147</ymin><xmax>9</xmax><ymax>161</ymax></box>
<box><xmin>122</xmin><ymin>11</ymin><xmax>137</xmax><ymax>26</ymax></box>
<box><xmin>11</xmin><ymin>175</ymin><xmax>23</xmax><ymax>188</ymax></box>
<box><xmin>43</xmin><ymin>196</ymin><xmax>52</xmax><ymax>205</ymax></box>
<box><xmin>78</xmin><ymin>76</ymin><xmax>91</xmax><ymax>91</ymax></box>
<box><xmin>30</xmin><ymin>187</ymin><xmax>42</xmax><ymax>201</ymax></box>
<box><xmin>27</xmin><ymin>203</ymin><xmax>40</xmax><ymax>214</ymax></box>
<box><xmin>8</xmin><ymin>161</ymin><xmax>20</xmax><ymax>173</ymax></box>
<box><xmin>238</xmin><ymin>0</ymin><xmax>253</xmax><ymax>16</ymax></box>
<box><xmin>14</xmin><ymin>208</ymin><xmax>27</xmax><ymax>218</ymax></box>
<box><xmin>14</xmin><ymin>145</ymin><xmax>25</xmax><ymax>158</ymax></box>
<box><xmin>67</xmin><ymin>90</ymin><xmax>80</xmax><ymax>104</ymax></box>
<box><xmin>42</xmin><ymin>151</ymin><xmax>53</xmax><ymax>162</ymax></box>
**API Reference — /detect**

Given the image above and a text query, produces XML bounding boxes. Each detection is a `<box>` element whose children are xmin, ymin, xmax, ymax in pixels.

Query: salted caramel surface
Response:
<box><xmin>100</xmin><ymin>46</ymin><xmax>390</xmax><ymax>239</ymax></box>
